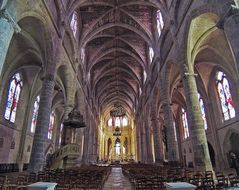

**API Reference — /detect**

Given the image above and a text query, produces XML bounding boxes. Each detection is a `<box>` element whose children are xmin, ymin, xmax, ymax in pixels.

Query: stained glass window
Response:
<box><xmin>173</xmin><ymin>121</ymin><xmax>177</xmax><ymax>142</ymax></box>
<box><xmin>81</xmin><ymin>47</ymin><xmax>85</xmax><ymax>63</ymax></box>
<box><xmin>70</xmin><ymin>11</ymin><xmax>78</xmax><ymax>38</ymax></box>
<box><xmin>198</xmin><ymin>93</ymin><xmax>207</xmax><ymax>130</ymax></box>
<box><xmin>59</xmin><ymin>123</ymin><xmax>63</xmax><ymax>146</ymax></box>
<box><xmin>4</xmin><ymin>73</ymin><xmax>23</xmax><ymax>123</ymax></box>
<box><xmin>182</xmin><ymin>108</ymin><xmax>189</xmax><ymax>139</ymax></box>
<box><xmin>115</xmin><ymin>117</ymin><xmax>120</xmax><ymax>127</ymax></box>
<box><xmin>156</xmin><ymin>10</ymin><xmax>164</xmax><ymax>37</ymax></box>
<box><xmin>216</xmin><ymin>71</ymin><xmax>235</xmax><ymax>121</ymax></box>
<box><xmin>48</xmin><ymin>111</ymin><xmax>55</xmax><ymax>139</ymax></box>
<box><xmin>144</xmin><ymin>71</ymin><xmax>147</xmax><ymax>83</ymax></box>
<box><xmin>30</xmin><ymin>96</ymin><xmax>40</xmax><ymax>133</ymax></box>
<box><xmin>122</xmin><ymin>117</ymin><xmax>128</xmax><ymax>127</ymax></box>
<box><xmin>149</xmin><ymin>47</ymin><xmax>154</xmax><ymax>63</ymax></box>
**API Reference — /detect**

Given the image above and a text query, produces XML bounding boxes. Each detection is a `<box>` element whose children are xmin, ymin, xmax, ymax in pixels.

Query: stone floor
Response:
<box><xmin>103</xmin><ymin>166</ymin><xmax>132</xmax><ymax>190</ymax></box>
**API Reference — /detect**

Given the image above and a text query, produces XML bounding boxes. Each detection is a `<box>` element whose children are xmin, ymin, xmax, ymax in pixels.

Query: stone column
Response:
<box><xmin>145</xmin><ymin>123</ymin><xmax>154</xmax><ymax>163</ymax></box>
<box><xmin>151</xmin><ymin>105</ymin><xmax>164</xmax><ymax>163</ymax></box>
<box><xmin>81</xmin><ymin>105</ymin><xmax>90</xmax><ymax>164</ymax></box>
<box><xmin>92</xmin><ymin>120</ymin><xmax>98</xmax><ymax>162</ymax></box>
<box><xmin>28</xmin><ymin>74</ymin><xmax>55</xmax><ymax>172</ymax></box>
<box><xmin>159</xmin><ymin>79</ymin><xmax>179</xmax><ymax>165</ymax></box>
<box><xmin>135</xmin><ymin>117</ymin><xmax>142</xmax><ymax>162</ymax></box>
<box><xmin>87</xmin><ymin>115</ymin><xmax>94</xmax><ymax>163</ymax></box>
<box><xmin>140</xmin><ymin>118</ymin><xmax>147</xmax><ymax>163</ymax></box>
<box><xmin>0</xmin><ymin>9</ymin><xmax>20</xmax><ymax>77</ymax></box>
<box><xmin>181</xmin><ymin>65</ymin><xmax>212</xmax><ymax>171</ymax></box>
<box><xmin>161</xmin><ymin>100</ymin><xmax>179</xmax><ymax>165</ymax></box>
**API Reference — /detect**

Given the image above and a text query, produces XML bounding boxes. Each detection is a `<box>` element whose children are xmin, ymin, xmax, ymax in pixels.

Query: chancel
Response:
<box><xmin>1</xmin><ymin>0</ymin><xmax>239</xmax><ymax>190</ymax></box>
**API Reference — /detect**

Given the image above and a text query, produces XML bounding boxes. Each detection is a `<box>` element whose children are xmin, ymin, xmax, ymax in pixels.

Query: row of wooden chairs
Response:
<box><xmin>0</xmin><ymin>165</ymin><xmax>111</xmax><ymax>190</ymax></box>
<box><xmin>122</xmin><ymin>164</ymin><xmax>239</xmax><ymax>190</ymax></box>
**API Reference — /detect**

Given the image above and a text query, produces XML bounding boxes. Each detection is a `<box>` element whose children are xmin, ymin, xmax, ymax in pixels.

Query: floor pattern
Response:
<box><xmin>103</xmin><ymin>167</ymin><xmax>132</xmax><ymax>190</ymax></box>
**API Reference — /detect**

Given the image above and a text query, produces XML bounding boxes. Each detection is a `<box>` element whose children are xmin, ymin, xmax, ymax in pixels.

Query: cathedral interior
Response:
<box><xmin>1</xmin><ymin>0</ymin><xmax>239</xmax><ymax>189</ymax></box>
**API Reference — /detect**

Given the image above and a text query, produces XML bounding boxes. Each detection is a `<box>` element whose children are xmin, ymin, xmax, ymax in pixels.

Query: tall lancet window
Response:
<box><xmin>30</xmin><ymin>95</ymin><xmax>40</xmax><ymax>133</ymax></box>
<box><xmin>4</xmin><ymin>73</ymin><xmax>23</xmax><ymax>123</ymax></box>
<box><xmin>216</xmin><ymin>71</ymin><xmax>235</xmax><ymax>121</ymax></box>
<box><xmin>122</xmin><ymin>117</ymin><xmax>128</xmax><ymax>127</ymax></box>
<box><xmin>149</xmin><ymin>47</ymin><xmax>154</xmax><ymax>64</ymax></box>
<box><xmin>182</xmin><ymin>108</ymin><xmax>189</xmax><ymax>139</ymax></box>
<box><xmin>48</xmin><ymin>111</ymin><xmax>55</xmax><ymax>139</ymax></box>
<box><xmin>156</xmin><ymin>10</ymin><xmax>164</xmax><ymax>37</ymax></box>
<box><xmin>108</xmin><ymin>117</ymin><xmax>113</xmax><ymax>127</ymax></box>
<box><xmin>70</xmin><ymin>11</ymin><xmax>78</xmax><ymax>38</ymax></box>
<box><xmin>115</xmin><ymin>117</ymin><xmax>120</xmax><ymax>127</ymax></box>
<box><xmin>198</xmin><ymin>93</ymin><xmax>207</xmax><ymax>130</ymax></box>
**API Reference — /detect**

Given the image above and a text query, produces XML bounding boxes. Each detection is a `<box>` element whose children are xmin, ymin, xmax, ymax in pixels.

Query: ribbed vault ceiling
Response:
<box><xmin>73</xmin><ymin>0</ymin><xmax>166</xmax><ymax>118</ymax></box>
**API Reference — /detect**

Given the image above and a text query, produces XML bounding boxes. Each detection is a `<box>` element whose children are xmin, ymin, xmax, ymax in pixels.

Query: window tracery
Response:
<box><xmin>198</xmin><ymin>93</ymin><xmax>207</xmax><ymax>130</ymax></box>
<box><xmin>149</xmin><ymin>47</ymin><xmax>154</xmax><ymax>63</ymax></box>
<box><xmin>182</xmin><ymin>108</ymin><xmax>189</xmax><ymax>139</ymax></box>
<box><xmin>156</xmin><ymin>10</ymin><xmax>164</xmax><ymax>37</ymax></box>
<box><xmin>70</xmin><ymin>11</ymin><xmax>78</xmax><ymax>38</ymax></box>
<box><xmin>48</xmin><ymin>111</ymin><xmax>55</xmax><ymax>139</ymax></box>
<box><xmin>30</xmin><ymin>95</ymin><xmax>40</xmax><ymax>133</ymax></box>
<box><xmin>216</xmin><ymin>71</ymin><xmax>235</xmax><ymax>121</ymax></box>
<box><xmin>4</xmin><ymin>73</ymin><xmax>23</xmax><ymax>123</ymax></box>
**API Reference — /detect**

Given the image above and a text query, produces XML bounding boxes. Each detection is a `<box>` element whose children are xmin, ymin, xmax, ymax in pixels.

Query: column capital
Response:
<box><xmin>182</xmin><ymin>72</ymin><xmax>198</xmax><ymax>79</ymax></box>
<box><xmin>0</xmin><ymin>9</ymin><xmax>21</xmax><ymax>33</ymax></box>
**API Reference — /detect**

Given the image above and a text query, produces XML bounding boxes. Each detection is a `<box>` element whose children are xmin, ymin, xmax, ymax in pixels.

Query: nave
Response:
<box><xmin>2</xmin><ymin>0</ymin><xmax>239</xmax><ymax>189</ymax></box>
<box><xmin>103</xmin><ymin>167</ymin><xmax>131</xmax><ymax>190</ymax></box>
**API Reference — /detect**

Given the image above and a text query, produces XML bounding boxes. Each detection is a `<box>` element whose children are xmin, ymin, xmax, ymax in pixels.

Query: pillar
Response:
<box><xmin>135</xmin><ymin>117</ymin><xmax>142</xmax><ymax>162</ymax></box>
<box><xmin>81</xmin><ymin>105</ymin><xmax>90</xmax><ymax>164</ymax></box>
<box><xmin>181</xmin><ymin>65</ymin><xmax>212</xmax><ymax>171</ymax></box>
<box><xmin>28</xmin><ymin>74</ymin><xmax>55</xmax><ymax>172</ymax></box>
<box><xmin>140</xmin><ymin>118</ymin><xmax>147</xmax><ymax>163</ymax></box>
<box><xmin>92</xmin><ymin>120</ymin><xmax>98</xmax><ymax>162</ymax></box>
<box><xmin>87</xmin><ymin>114</ymin><xmax>94</xmax><ymax>163</ymax></box>
<box><xmin>145</xmin><ymin>119</ymin><xmax>154</xmax><ymax>163</ymax></box>
<box><xmin>0</xmin><ymin>9</ymin><xmax>20</xmax><ymax>77</ymax></box>
<box><xmin>159</xmin><ymin>79</ymin><xmax>179</xmax><ymax>165</ymax></box>
<box><xmin>151</xmin><ymin>105</ymin><xmax>164</xmax><ymax>163</ymax></box>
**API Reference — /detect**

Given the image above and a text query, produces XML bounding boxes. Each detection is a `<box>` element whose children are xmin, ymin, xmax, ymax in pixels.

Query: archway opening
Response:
<box><xmin>207</xmin><ymin>142</ymin><xmax>216</xmax><ymax>167</ymax></box>
<box><xmin>230</xmin><ymin>133</ymin><xmax>239</xmax><ymax>155</ymax></box>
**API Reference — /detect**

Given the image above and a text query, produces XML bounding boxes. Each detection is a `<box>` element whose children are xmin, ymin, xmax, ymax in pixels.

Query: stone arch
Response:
<box><xmin>187</xmin><ymin>13</ymin><xmax>219</xmax><ymax>69</ymax></box>
<box><xmin>223</xmin><ymin>129</ymin><xmax>239</xmax><ymax>166</ymax></box>
<box><xmin>164</xmin><ymin>60</ymin><xmax>181</xmax><ymax>98</ymax></box>
<box><xmin>181</xmin><ymin>3</ymin><xmax>233</xmax><ymax>70</ymax></box>
<box><xmin>56</xmin><ymin>65</ymin><xmax>75</xmax><ymax>110</ymax></box>
<box><xmin>63</xmin><ymin>30</ymin><xmax>78</xmax><ymax>64</ymax></box>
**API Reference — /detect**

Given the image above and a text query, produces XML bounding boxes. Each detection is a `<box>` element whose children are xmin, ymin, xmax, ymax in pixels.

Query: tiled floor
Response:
<box><xmin>103</xmin><ymin>167</ymin><xmax>132</xmax><ymax>190</ymax></box>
